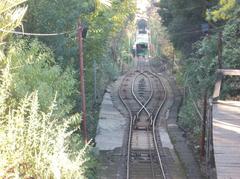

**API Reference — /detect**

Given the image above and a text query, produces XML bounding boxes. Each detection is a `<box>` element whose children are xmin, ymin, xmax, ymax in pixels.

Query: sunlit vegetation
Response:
<box><xmin>0</xmin><ymin>0</ymin><xmax>136</xmax><ymax>178</ymax></box>
<box><xmin>0</xmin><ymin>92</ymin><xmax>88</xmax><ymax>178</ymax></box>
<box><xmin>148</xmin><ymin>9</ymin><xmax>173</xmax><ymax>59</ymax></box>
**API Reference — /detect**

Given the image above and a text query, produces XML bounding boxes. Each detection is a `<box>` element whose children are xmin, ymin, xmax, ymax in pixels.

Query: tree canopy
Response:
<box><xmin>0</xmin><ymin>0</ymin><xmax>137</xmax><ymax>178</ymax></box>
<box><xmin>158</xmin><ymin>0</ymin><xmax>206</xmax><ymax>54</ymax></box>
<box><xmin>158</xmin><ymin>0</ymin><xmax>240</xmax><ymax>138</ymax></box>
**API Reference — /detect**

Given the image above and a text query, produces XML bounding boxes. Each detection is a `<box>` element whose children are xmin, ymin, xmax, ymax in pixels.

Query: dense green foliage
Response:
<box><xmin>7</xmin><ymin>38</ymin><xmax>77</xmax><ymax>117</ymax></box>
<box><xmin>0</xmin><ymin>91</ymin><xmax>88</xmax><ymax>178</ymax></box>
<box><xmin>148</xmin><ymin>9</ymin><xmax>173</xmax><ymax>58</ymax></box>
<box><xmin>1</xmin><ymin>37</ymin><xmax>89</xmax><ymax>178</ymax></box>
<box><xmin>1</xmin><ymin>0</ymin><xmax>136</xmax><ymax>178</ymax></box>
<box><xmin>23</xmin><ymin>0</ymin><xmax>136</xmax><ymax>138</ymax></box>
<box><xmin>206</xmin><ymin>0</ymin><xmax>236</xmax><ymax>21</ymax></box>
<box><xmin>158</xmin><ymin>0</ymin><xmax>240</xmax><ymax>134</ymax></box>
<box><xmin>24</xmin><ymin>0</ymin><xmax>92</xmax><ymax>63</ymax></box>
<box><xmin>158</xmin><ymin>0</ymin><xmax>206</xmax><ymax>54</ymax></box>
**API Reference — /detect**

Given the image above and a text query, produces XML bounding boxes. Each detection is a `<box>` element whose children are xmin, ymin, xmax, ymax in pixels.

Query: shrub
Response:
<box><xmin>0</xmin><ymin>39</ymin><xmax>93</xmax><ymax>178</ymax></box>
<box><xmin>178</xmin><ymin>97</ymin><xmax>201</xmax><ymax>134</ymax></box>
<box><xmin>0</xmin><ymin>91</ymin><xmax>89</xmax><ymax>178</ymax></box>
<box><xmin>7</xmin><ymin>38</ymin><xmax>78</xmax><ymax>117</ymax></box>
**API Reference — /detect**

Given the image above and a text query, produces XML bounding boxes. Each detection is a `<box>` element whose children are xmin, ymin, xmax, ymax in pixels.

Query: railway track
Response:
<box><xmin>119</xmin><ymin>58</ymin><xmax>168</xmax><ymax>179</ymax></box>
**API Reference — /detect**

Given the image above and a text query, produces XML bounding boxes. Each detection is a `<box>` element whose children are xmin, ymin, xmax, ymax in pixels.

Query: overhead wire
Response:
<box><xmin>160</xmin><ymin>5</ymin><xmax>206</xmax><ymax>12</ymax></box>
<box><xmin>165</xmin><ymin>24</ymin><xmax>225</xmax><ymax>36</ymax></box>
<box><xmin>0</xmin><ymin>28</ymin><xmax>75</xmax><ymax>36</ymax></box>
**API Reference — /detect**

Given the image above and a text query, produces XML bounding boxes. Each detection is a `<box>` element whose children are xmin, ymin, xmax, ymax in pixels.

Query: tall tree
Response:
<box><xmin>158</xmin><ymin>0</ymin><xmax>206</xmax><ymax>55</ymax></box>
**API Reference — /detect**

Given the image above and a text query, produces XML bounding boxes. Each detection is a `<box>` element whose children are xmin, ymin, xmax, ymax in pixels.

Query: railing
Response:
<box><xmin>213</xmin><ymin>69</ymin><xmax>240</xmax><ymax>101</ymax></box>
<box><xmin>205</xmin><ymin>97</ymin><xmax>215</xmax><ymax>178</ymax></box>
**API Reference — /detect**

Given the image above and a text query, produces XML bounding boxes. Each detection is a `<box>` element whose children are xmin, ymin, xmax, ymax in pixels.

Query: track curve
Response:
<box><xmin>118</xmin><ymin>59</ymin><xmax>168</xmax><ymax>179</ymax></box>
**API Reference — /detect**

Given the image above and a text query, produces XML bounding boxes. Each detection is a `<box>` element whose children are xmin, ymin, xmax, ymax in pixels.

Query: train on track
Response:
<box><xmin>133</xmin><ymin>18</ymin><xmax>149</xmax><ymax>58</ymax></box>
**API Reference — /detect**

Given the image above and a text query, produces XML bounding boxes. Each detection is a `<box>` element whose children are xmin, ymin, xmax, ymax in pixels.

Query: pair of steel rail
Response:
<box><xmin>118</xmin><ymin>63</ymin><xmax>167</xmax><ymax>179</ymax></box>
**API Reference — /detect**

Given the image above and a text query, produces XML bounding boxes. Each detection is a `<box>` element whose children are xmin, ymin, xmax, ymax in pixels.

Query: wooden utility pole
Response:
<box><xmin>217</xmin><ymin>31</ymin><xmax>223</xmax><ymax>69</ymax></box>
<box><xmin>200</xmin><ymin>90</ymin><xmax>207</xmax><ymax>160</ymax></box>
<box><xmin>93</xmin><ymin>60</ymin><xmax>97</xmax><ymax>104</ymax></box>
<box><xmin>172</xmin><ymin>46</ymin><xmax>175</xmax><ymax>73</ymax></box>
<box><xmin>77</xmin><ymin>22</ymin><xmax>87</xmax><ymax>144</ymax></box>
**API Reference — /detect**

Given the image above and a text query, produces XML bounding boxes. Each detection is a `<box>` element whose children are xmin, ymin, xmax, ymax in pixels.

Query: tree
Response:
<box><xmin>0</xmin><ymin>1</ymin><xmax>94</xmax><ymax>178</ymax></box>
<box><xmin>206</xmin><ymin>0</ymin><xmax>237</xmax><ymax>21</ymax></box>
<box><xmin>158</xmin><ymin>0</ymin><xmax>206</xmax><ymax>55</ymax></box>
<box><xmin>7</xmin><ymin>38</ymin><xmax>78</xmax><ymax>117</ymax></box>
<box><xmin>24</xmin><ymin>0</ymin><xmax>94</xmax><ymax>65</ymax></box>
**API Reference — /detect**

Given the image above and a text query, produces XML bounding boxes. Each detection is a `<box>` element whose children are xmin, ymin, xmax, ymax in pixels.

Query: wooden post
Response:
<box><xmin>200</xmin><ymin>90</ymin><xmax>207</xmax><ymax>160</ymax></box>
<box><xmin>77</xmin><ymin>22</ymin><xmax>87</xmax><ymax>144</ymax></box>
<box><xmin>93</xmin><ymin>60</ymin><xmax>97</xmax><ymax>104</ymax></box>
<box><xmin>217</xmin><ymin>31</ymin><xmax>223</xmax><ymax>69</ymax></box>
<box><xmin>172</xmin><ymin>46</ymin><xmax>175</xmax><ymax>73</ymax></box>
